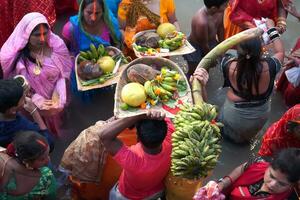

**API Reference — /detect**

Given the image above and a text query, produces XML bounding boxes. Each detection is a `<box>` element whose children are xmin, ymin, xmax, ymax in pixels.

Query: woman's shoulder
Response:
<box><xmin>262</xmin><ymin>56</ymin><xmax>282</xmax><ymax>73</ymax></box>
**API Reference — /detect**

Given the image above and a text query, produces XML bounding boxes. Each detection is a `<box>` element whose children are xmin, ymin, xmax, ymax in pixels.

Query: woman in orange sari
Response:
<box><xmin>224</xmin><ymin>0</ymin><xmax>288</xmax><ymax>39</ymax></box>
<box><xmin>118</xmin><ymin>0</ymin><xmax>180</xmax><ymax>53</ymax></box>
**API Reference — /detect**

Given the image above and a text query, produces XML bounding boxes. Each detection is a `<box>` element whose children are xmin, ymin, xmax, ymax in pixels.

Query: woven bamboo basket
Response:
<box><xmin>132</xmin><ymin>29</ymin><xmax>195</xmax><ymax>58</ymax></box>
<box><xmin>114</xmin><ymin>57</ymin><xmax>193</xmax><ymax>118</ymax></box>
<box><xmin>75</xmin><ymin>46</ymin><xmax>127</xmax><ymax>91</ymax></box>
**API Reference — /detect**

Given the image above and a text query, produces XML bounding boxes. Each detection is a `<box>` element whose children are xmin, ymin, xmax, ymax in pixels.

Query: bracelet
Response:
<box><xmin>277</xmin><ymin>20</ymin><xmax>287</xmax><ymax>26</ymax></box>
<box><xmin>270</xmin><ymin>34</ymin><xmax>280</xmax><ymax>42</ymax></box>
<box><xmin>30</xmin><ymin>107</ymin><xmax>38</xmax><ymax>115</ymax></box>
<box><xmin>223</xmin><ymin>175</ymin><xmax>233</xmax><ymax>185</ymax></box>
<box><xmin>267</xmin><ymin>27</ymin><xmax>277</xmax><ymax>35</ymax></box>
<box><xmin>269</xmin><ymin>31</ymin><xmax>279</xmax><ymax>38</ymax></box>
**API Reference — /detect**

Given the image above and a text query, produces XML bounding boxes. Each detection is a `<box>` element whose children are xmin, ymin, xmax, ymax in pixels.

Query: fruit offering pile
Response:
<box><xmin>171</xmin><ymin>103</ymin><xmax>222</xmax><ymax>179</ymax></box>
<box><xmin>120</xmin><ymin>66</ymin><xmax>187</xmax><ymax>111</ymax></box>
<box><xmin>134</xmin><ymin>23</ymin><xmax>186</xmax><ymax>56</ymax></box>
<box><xmin>77</xmin><ymin>44</ymin><xmax>127</xmax><ymax>86</ymax></box>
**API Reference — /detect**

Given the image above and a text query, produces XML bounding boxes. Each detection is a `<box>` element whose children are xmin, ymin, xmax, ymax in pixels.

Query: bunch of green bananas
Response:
<box><xmin>78</xmin><ymin>44</ymin><xmax>107</xmax><ymax>63</ymax></box>
<box><xmin>158</xmin><ymin>32</ymin><xmax>185</xmax><ymax>51</ymax></box>
<box><xmin>171</xmin><ymin>102</ymin><xmax>222</xmax><ymax>179</ymax></box>
<box><xmin>144</xmin><ymin>68</ymin><xmax>181</xmax><ymax>103</ymax></box>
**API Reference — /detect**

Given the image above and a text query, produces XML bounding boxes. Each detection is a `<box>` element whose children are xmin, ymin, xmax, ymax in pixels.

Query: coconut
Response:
<box><xmin>121</xmin><ymin>83</ymin><xmax>147</xmax><ymax>107</ymax></box>
<box><xmin>157</xmin><ymin>23</ymin><xmax>176</xmax><ymax>39</ymax></box>
<box><xmin>97</xmin><ymin>56</ymin><xmax>116</xmax><ymax>73</ymax></box>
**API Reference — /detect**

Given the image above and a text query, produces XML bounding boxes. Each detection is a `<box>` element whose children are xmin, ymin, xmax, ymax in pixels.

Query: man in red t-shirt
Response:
<box><xmin>100</xmin><ymin>111</ymin><xmax>174</xmax><ymax>200</ymax></box>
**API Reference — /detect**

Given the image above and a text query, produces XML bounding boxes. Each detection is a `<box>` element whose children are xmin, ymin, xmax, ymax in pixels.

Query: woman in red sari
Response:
<box><xmin>224</xmin><ymin>0</ymin><xmax>288</xmax><ymax>39</ymax></box>
<box><xmin>217</xmin><ymin>148</ymin><xmax>300</xmax><ymax>199</ymax></box>
<box><xmin>258</xmin><ymin>104</ymin><xmax>300</xmax><ymax>157</ymax></box>
<box><xmin>0</xmin><ymin>0</ymin><xmax>56</xmax><ymax>47</ymax></box>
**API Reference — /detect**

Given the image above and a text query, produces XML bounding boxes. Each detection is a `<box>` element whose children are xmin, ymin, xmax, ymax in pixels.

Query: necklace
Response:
<box><xmin>32</xmin><ymin>48</ymin><xmax>44</xmax><ymax>76</ymax></box>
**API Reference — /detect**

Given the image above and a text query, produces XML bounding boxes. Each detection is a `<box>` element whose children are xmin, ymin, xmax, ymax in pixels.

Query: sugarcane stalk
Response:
<box><xmin>192</xmin><ymin>79</ymin><xmax>203</xmax><ymax>106</ymax></box>
<box><xmin>192</xmin><ymin>27</ymin><xmax>264</xmax><ymax>105</ymax></box>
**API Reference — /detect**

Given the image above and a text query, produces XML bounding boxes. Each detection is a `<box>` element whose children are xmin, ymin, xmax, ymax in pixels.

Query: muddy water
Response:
<box><xmin>52</xmin><ymin>1</ymin><xmax>300</xmax><ymax>194</ymax></box>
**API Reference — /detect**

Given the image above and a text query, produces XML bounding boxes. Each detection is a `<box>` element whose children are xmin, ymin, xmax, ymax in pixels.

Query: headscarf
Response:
<box><xmin>77</xmin><ymin>0</ymin><xmax>121</xmax><ymax>46</ymax></box>
<box><xmin>259</xmin><ymin>104</ymin><xmax>300</xmax><ymax>157</ymax></box>
<box><xmin>0</xmin><ymin>12</ymin><xmax>72</xmax><ymax>79</ymax></box>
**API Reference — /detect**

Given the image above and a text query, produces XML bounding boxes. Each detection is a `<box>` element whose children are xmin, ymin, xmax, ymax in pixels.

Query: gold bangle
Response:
<box><xmin>277</xmin><ymin>21</ymin><xmax>287</xmax><ymax>26</ymax></box>
<box><xmin>277</xmin><ymin>20</ymin><xmax>287</xmax><ymax>25</ymax></box>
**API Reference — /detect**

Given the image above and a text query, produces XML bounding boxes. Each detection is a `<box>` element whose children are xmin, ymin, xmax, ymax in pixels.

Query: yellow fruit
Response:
<box><xmin>157</xmin><ymin>23</ymin><xmax>176</xmax><ymax>38</ymax></box>
<box><xmin>121</xmin><ymin>83</ymin><xmax>147</xmax><ymax>107</ymax></box>
<box><xmin>97</xmin><ymin>56</ymin><xmax>115</xmax><ymax>73</ymax></box>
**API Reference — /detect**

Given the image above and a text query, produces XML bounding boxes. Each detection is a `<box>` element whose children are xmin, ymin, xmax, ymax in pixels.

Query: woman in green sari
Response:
<box><xmin>0</xmin><ymin>131</ymin><xmax>56</xmax><ymax>199</ymax></box>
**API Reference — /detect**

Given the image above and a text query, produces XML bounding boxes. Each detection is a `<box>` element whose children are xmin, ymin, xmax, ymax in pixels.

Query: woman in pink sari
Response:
<box><xmin>0</xmin><ymin>12</ymin><xmax>72</xmax><ymax>136</ymax></box>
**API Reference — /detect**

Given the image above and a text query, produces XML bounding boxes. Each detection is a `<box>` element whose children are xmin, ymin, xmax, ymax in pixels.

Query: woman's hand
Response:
<box><xmin>191</xmin><ymin>68</ymin><xmax>209</xmax><ymax>86</ymax></box>
<box><xmin>217</xmin><ymin>182</ymin><xmax>225</xmax><ymax>192</ymax></box>
<box><xmin>23</xmin><ymin>97</ymin><xmax>37</xmax><ymax>113</ymax></box>
<box><xmin>39</xmin><ymin>99</ymin><xmax>62</xmax><ymax>116</ymax></box>
<box><xmin>266</xmin><ymin>18</ymin><xmax>276</xmax><ymax>29</ymax></box>
<box><xmin>285</xmin><ymin>2</ymin><xmax>300</xmax><ymax>19</ymax></box>
<box><xmin>284</xmin><ymin>55</ymin><xmax>300</xmax><ymax>69</ymax></box>
<box><xmin>146</xmin><ymin>110</ymin><xmax>166</xmax><ymax>120</ymax></box>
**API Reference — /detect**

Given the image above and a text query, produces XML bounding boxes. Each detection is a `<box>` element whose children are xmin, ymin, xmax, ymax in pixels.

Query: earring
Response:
<box><xmin>24</xmin><ymin>162</ymin><xmax>34</xmax><ymax>170</ymax></box>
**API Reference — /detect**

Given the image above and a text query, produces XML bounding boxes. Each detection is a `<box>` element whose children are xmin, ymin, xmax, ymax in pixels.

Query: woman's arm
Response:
<box><xmin>168</xmin><ymin>12</ymin><xmax>180</xmax><ymax>31</ymax></box>
<box><xmin>218</xmin><ymin>163</ymin><xmax>247</xmax><ymax>192</ymax></box>
<box><xmin>266</xmin><ymin>19</ymin><xmax>285</xmax><ymax>63</ymax></box>
<box><xmin>276</xmin><ymin>0</ymin><xmax>288</xmax><ymax>34</ymax></box>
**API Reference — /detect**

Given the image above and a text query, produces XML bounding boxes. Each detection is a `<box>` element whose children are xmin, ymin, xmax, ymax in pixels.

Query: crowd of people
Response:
<box><xmin>0</xmin><ymin>0</ymin><xmax>300</xmax><ymax>199</ymax></box>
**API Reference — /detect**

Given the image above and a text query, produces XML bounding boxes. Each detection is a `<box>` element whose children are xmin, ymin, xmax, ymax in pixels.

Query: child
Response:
<box><xmin>184</xmin><ymin>0</ymin><xmax>228</xmax><ymax>77</ymax></box>
<box><xmin>0</xmin><ymin>79</ymin><xmax>54</xmax><ymax>150</ymax></box>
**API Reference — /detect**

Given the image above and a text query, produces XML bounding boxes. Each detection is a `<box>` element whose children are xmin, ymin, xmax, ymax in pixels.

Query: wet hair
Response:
<box><xmin>10</xmin><ymin>23</ymin><xmax>49</xmax><ymax>73</ymax></box>
<box><xmin>271</xmin><ymin>148</ymin><xmax>300</xmax><ymax>183</ymax></box>
<box><xmin>235</xmin><ymin>37</ymin><xmax>262</xmax><ymax>100</ymax></box>
<box><xmin>136</xmin><ymin>119</ymin><xmax>168</xmax><ymax>149</ymax></box>
<box><xmin>13</xmin><ymin>131</ymin><xmax>48</xmax><ymax>163</ymax></box>
<box><xmin>0</xmin><ymin>79</ymin><xmax>23</xmax><ymax>113</ymax></box>
<box><xmin>204</xmin><ymin>0</ymin><xmax>228</xmax><ymax>8</ymax></box>
<box><xmin>81</xmin><ymin>0</ymin><xmax>104</xmax><ymax>12</ymax></box>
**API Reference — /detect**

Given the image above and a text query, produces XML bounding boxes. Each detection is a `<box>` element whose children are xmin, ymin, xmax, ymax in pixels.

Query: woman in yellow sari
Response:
<box><xmin>118</xmin><ymin>0</ymin><xmax>180</xmax><ymax>51</ymax></box>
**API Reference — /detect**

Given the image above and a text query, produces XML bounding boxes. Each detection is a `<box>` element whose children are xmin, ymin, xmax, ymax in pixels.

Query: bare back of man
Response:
<box><xmin>184</xmin><ymin>2</ymin><xmax>226</xmax><ymax>77</ymax></box>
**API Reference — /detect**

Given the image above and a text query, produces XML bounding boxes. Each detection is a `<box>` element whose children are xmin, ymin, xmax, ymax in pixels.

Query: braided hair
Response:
<box><xmin>12</xmin><ymin>131</ymin><xmax>48</xmax><ymax>163</ymax></box>
<box><xmin>127</xmin><ymin>0</ymin><xmax>161</xmax><ymax>28</ymax></box>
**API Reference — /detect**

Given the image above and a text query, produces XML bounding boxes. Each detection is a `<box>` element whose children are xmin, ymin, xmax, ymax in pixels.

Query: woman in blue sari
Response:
<box><xmin>62</xmin><ymin>0</ymin><xmax>122</xmax><ymax>100</ymax></box>
<box><xmin>63</xmin><ymin>0</ymin><xmax>121</xmax><ymax>53</ymax></box>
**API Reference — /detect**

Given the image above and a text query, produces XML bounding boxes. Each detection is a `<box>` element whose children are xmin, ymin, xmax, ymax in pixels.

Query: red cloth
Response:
<box><xmin>0</xmin><ymin>0</ymin><xmax>56</xmax><ymax>48</ymax></box>
<box><xmin>229</xmin><ymin>0</ymin><xmax>278</xmax><ymax>27</ymax></box>
<box><xmin>226</xmin><ymin>162</ymin><xmax>292</xmax><ymax>200</ymax></box>
<box><xmin>113</xmin><ymin>118</ymin><xmax>175</xmax><ymax>200</ymax></box>
<box><xmin>259</xmin><ymin>104</ymin><xmax>300</xmax><ymax>157</ymax></box>
<box><xmin>276</xmin><ymin>37</ymin><xmax>300</xmax><ymax>107</ymax></box>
